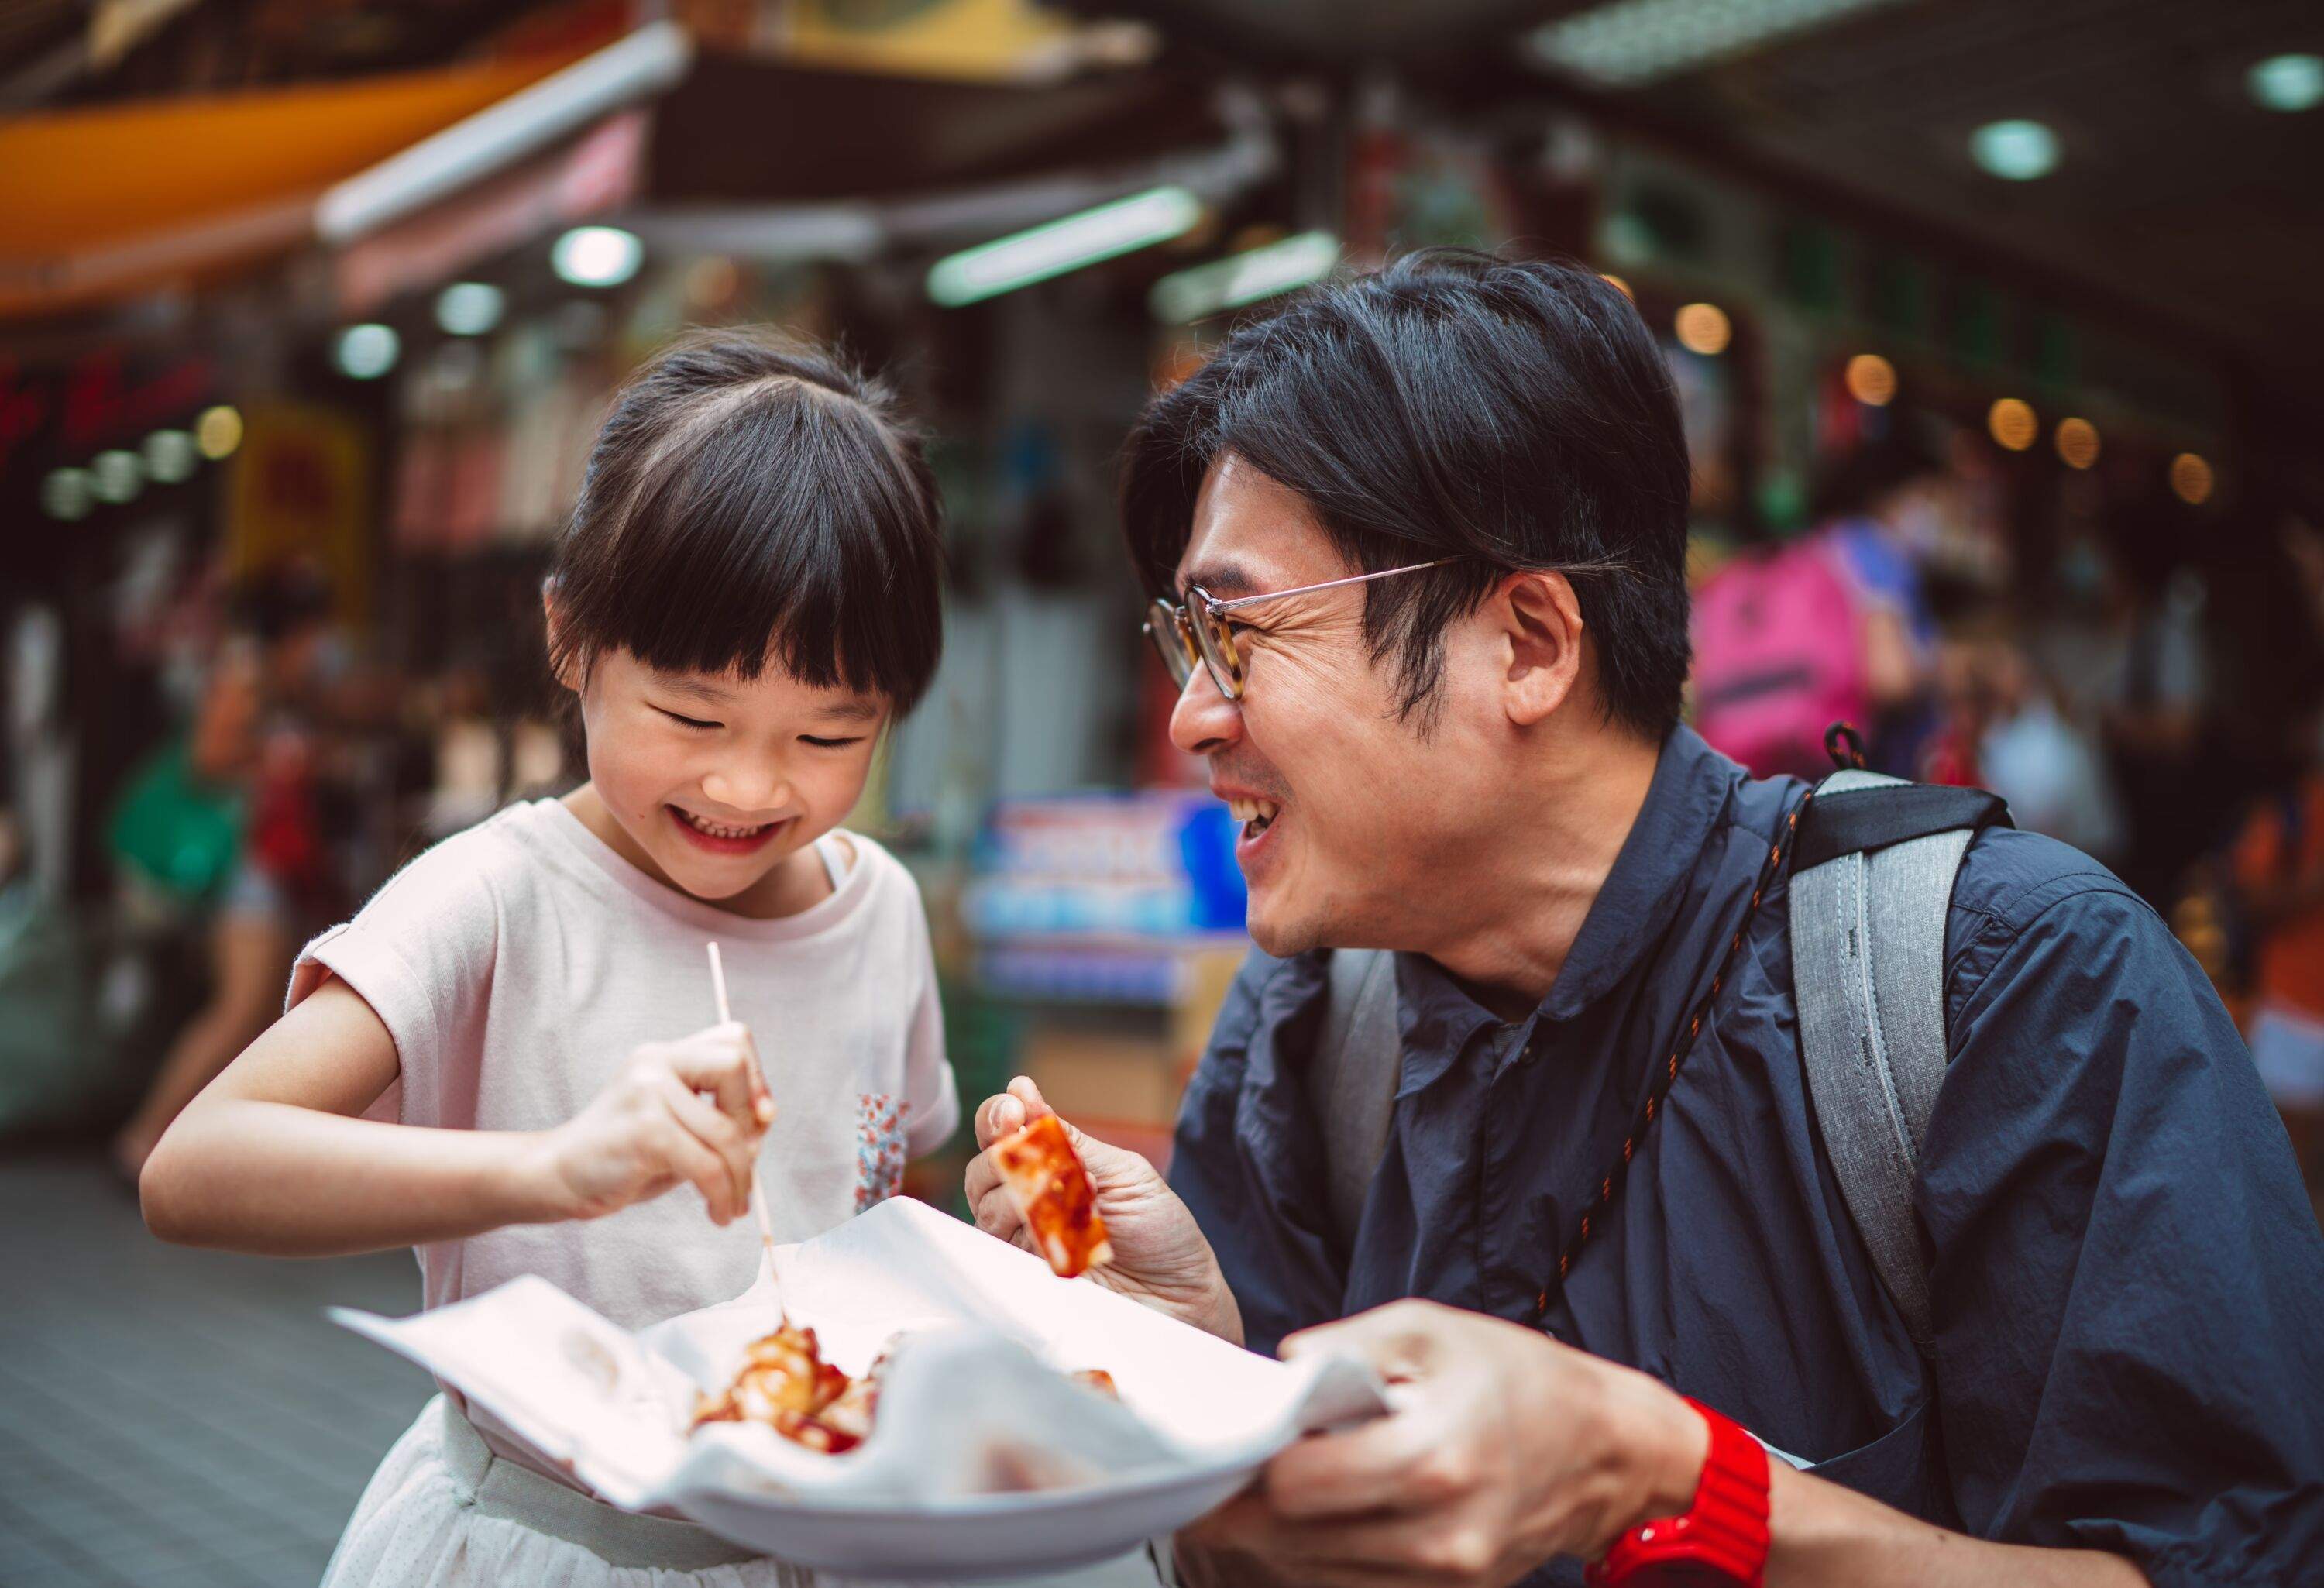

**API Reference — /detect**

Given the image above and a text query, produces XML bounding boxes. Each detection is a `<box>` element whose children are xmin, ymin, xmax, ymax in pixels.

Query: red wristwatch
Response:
<box><xmin>1585</xmin><ymin>1397</ymin><xmax>1771</xmax><ymax>1587</ymax></box>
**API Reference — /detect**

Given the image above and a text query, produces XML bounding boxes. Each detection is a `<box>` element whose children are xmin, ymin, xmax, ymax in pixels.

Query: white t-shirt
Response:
<box><xmin>290</xmin><ymin>799</ymin><xmax>958</xmax><ymax>1337</ymax></box>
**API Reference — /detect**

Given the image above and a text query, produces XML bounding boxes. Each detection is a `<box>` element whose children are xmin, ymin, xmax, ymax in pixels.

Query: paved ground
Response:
<box><xmin>0</xmin><ymin>1150</ymin><xmax>431</xmax><ymax>1588</ymax></box>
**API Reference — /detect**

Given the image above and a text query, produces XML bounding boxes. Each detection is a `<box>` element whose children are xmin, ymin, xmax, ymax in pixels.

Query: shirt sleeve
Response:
<box><xmin>285</xmin><ymin>826</ymin><xmax>506</xmax><ymax>1125</ymax></box>
<box><xmin>1168</xmin><ymin>950</ymin><xmax>1346</xmax><ymax>1358</ymax></box>
<box><xmin>900</xmin><ymin>907</ymin><xmax>958</xmax><ymax>1157</ymax></box>
<box><xmin>1921</xmin><ymin>880</ymin><xmax>2324</xmax><ymax>1587</ymax></box>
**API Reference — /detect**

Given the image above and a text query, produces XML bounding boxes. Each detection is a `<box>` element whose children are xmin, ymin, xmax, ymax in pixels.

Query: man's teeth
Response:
<box><xmin>682</xmin><ymin>810</ymin><xmax>770</xmax><ymax>840</ymax></box>
<box><xmin>1225</xmin><ymin>798</ymin><xmax>1279</xmax><ymax>833</ymax></box>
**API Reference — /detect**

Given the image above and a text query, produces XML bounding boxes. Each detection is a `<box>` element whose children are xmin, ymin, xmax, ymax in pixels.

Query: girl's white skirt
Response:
<box><xmin>325</xmin><ymin>1397</ymin><xmax>1162</xmax><ymax>1588</ymax></box>
<box><xmin>324</xmin><ymin>1397</ymin><xmax>813</xmax><ymax>1588</ymax></box>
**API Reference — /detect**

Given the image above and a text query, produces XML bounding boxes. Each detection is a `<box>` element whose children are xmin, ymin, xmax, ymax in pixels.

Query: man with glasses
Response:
<box><xmin>965</xmin><ymin>251</ymin><xmax>2324</xmax><ymax>1588</ymax></box>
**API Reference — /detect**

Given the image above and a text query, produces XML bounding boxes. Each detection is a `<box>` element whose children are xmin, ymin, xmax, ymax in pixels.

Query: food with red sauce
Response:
<box><xmin>692</xmin><ymin>1320</ymin><xmax>869</xmax><ymax>1454</ymax></box>
<box><xmin>693</xmin><ymin>1323</ymin><xmax>1120</xmax><ymax>1455</ymax></box>
<box><xmin>991</xmin><ymin>1115</ymin><xmax>1115</xmax><ymax>1278</ymax></box>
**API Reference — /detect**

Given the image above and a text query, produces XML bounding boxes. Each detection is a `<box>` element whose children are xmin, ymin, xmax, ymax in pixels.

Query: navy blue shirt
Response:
<box><xmin>1171</xmin><ymin>727</ymin><xmax>2324</xmax><ymax>1588</ymax></box>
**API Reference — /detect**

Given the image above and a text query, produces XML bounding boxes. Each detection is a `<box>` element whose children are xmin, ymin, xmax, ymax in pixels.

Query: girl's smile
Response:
<box><xmin>668</xmin><ymin>804</ymin><xmax>789</xmax><ymax>856</ymax></box>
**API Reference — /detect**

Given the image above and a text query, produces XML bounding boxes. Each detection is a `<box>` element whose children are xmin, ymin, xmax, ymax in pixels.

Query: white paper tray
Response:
<box><xmin>332</xmin><ymin>1197</ymin><xmax>1385</xmax><ymax>1579</ymax></box>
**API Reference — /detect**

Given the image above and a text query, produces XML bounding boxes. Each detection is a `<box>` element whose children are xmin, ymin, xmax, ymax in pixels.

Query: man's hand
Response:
<box><xmin>965</xmin><ymin>1077</ymin><xmax>1243</xmax><ymax>1345</ymax></box>
<box><xmin>1179</xmin><ymin>1298</ymin><xmax>1706</xmax><ymax>1588</ymax></box>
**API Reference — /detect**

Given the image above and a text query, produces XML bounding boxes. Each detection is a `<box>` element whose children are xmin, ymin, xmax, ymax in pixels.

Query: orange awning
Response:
<box><xmin>0</xmin><ymin>34</ymin><xmax>644</xmax><ymax>318</ymax></box>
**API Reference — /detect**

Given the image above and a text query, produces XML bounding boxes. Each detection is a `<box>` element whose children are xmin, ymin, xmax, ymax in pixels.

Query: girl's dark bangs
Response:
<box><xmin>564</xmin><ymin>390</ymin><xmax>941</xmax><ymax>707</ymax></box>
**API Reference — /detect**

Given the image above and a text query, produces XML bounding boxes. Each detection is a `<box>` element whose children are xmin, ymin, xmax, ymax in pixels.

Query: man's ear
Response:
<box><xmin>1497</xmin><ymin>570</ymin><xmax>1585</xmax><ymax>728</ymax></box>
<box><xmin>542</xmin><ymin>579</ymin><xmax>583</xmax><ymax>694</ymax></box>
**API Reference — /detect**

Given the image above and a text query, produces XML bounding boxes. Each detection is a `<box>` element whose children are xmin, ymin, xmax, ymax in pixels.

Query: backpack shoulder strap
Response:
<box><xmin>1311</xmin><ymin>948</ymin><xmax>1401</xmax><ymax>1249</ymax></box>
<box><xmin>1788</xmin><ymin>769</ymin><xmax>2009</xmax><ymax>1348</ymax></box>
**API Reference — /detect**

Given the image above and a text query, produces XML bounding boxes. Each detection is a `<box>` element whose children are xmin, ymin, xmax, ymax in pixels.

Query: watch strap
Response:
<box><xmin>1586</xmin><ymin>1397</ymin><xmax>1772</xmax><ymax>1587</ymax></box>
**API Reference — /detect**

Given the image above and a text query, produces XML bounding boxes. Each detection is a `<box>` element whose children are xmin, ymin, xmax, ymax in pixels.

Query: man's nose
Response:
<box><xmin>1168</xmin><ymin>664</ymin><xmax>1243</xmax><ymax>757</ymax></box>
<box><xmin>701</xmin><ymin>760</ymin><xmax>789</xmax><ymax>813</ymax></box>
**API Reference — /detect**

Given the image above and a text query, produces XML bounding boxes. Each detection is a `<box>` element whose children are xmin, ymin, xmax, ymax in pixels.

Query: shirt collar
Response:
<box><xmin>1388</xmin><ymin>725</ymin><xmax>1740</xmax><ymax>1072</ymax></box>
<box><xmin>1539</xmin><ymin>724</ymin><xmax>1736</xmax><ymax>1022</ymax></box>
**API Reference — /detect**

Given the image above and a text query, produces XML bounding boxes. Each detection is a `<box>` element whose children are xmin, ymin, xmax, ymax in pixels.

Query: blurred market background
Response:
<box><xmin>4</xmin><ymin>2</ymin><xmax>2324</xmax><ymax>1583</ymax></box>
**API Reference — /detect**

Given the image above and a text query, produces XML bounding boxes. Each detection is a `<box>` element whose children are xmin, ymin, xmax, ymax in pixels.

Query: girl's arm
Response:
<box><xmin>141</xmin><ymin>978</ymin><xmax>772</xmax><ymax>1257</ymax></box>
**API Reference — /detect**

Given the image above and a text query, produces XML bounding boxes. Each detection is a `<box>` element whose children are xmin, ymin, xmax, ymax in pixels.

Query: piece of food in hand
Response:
<box><xmin>693</xmin><ymin>1321</ymin><xmax>867</xmax><ymax>1454</ymax></box>
<box><xmin>992</xmin><ymin>1113</ymin><xmax>1115</xmax><ymax>1278</ymax></box>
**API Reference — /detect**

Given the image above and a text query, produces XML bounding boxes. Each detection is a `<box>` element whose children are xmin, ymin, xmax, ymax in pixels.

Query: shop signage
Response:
<box><xmin>0</xmin><ymin>347</ymin><xmax>215</xmax><ymax>482</ymax></box>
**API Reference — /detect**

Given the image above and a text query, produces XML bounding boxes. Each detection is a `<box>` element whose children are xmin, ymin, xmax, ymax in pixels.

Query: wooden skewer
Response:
<box><xmin>707</xmin><ymin>941</ymin><xmax>779</xmax><ymax>1284</ymax></box>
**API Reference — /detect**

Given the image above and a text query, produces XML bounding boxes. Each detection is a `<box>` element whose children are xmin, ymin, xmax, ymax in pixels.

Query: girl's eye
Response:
<box><xmin>655</xmin><ymin>706</ymin><xmax>720</xmax><ymax>730</ymax></box>
<box><xmin>802</xmin><ymin>735</ymin><xmax>863</xmax><ymax>750</ymax></box>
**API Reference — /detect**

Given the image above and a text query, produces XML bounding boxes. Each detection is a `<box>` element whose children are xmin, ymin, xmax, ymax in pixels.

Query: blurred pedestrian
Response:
<box><xmin>1810</xmin><ymin>431</ymin><xmax>1951</xmax><ymax>772</ymax></box>
<box><xmin>111</xmin><ymin>572</ymin><xmax>339</xmax><ymax>1178</ymax></box>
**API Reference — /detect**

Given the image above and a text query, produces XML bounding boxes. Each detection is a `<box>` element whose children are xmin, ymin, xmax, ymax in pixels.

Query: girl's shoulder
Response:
<box><xmin>355</xmin><ymin>801</ymin><xmax>573</xmax><ymax>929</ymax></box>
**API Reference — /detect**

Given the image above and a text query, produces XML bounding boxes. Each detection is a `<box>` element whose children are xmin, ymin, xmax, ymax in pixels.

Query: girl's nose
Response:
<box><xmin>1168</xmin><ymin>663</ymin><xmax>1244</xmax><ymax>758</ymax></box>
<box><xmin>701</xmin><ymin>764</ymin><xmax>789</xmax><ymax>813</ymax></box>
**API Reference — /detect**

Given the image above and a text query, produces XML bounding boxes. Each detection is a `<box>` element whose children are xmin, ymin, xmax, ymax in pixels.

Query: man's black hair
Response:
<box><xmin>549</xmin><ymin>328</ymin><xmax>944</xmax><ymax>713</ymax></box>
<box><xmin>1122</xmin><ymin>248</ymin><xmax>1693</xmax><ymax>737</ymax></box>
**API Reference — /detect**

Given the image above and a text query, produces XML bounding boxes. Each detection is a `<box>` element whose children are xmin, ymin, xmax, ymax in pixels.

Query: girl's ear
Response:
<box><xmin>542</xmin><ymin>580</ymin><xmax>583</xmax><ymax>693</ymax></box>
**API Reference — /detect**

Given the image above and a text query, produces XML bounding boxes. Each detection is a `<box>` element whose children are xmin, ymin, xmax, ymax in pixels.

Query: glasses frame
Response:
<box><xmin>1143</xmin><ymin>559</ymin><xmax>1453</xmax><ymax>703</ymax></box>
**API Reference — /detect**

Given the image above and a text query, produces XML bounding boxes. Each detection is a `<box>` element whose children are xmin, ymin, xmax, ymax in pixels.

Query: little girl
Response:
<box><xmin>142</xmin><ymin>328</ymin><xmax>957</xmax><ymax>1587</ymax></box>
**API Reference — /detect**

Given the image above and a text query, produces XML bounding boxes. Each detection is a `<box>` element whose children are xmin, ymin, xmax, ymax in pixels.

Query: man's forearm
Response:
<box><xmin>1768</xmin><ymin>1464</ymin><xmax>2147</xmax><ymax>1588</ymax></box>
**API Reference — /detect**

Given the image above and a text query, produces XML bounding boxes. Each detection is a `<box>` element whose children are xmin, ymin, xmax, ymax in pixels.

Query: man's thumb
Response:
<box><xmin>1006</xmin><ymin>1074</ymin><xmax>1056</xmax><ymax>1125</ymax></box>
<box><xmin>1280</xmin><ymin>1304</ymin><xmax>1433</xmax><ymax>1377</ymax></box>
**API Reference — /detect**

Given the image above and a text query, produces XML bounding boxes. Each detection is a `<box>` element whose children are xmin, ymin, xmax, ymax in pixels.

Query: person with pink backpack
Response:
<box><xmin>1690</xmin><ymin>534</ymin><xmax>1871</xmax><ymax>780</ymax></box>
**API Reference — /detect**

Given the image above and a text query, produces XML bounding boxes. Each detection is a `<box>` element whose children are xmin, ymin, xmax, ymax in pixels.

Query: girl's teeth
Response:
<box><xmin>686</xmin><ymin>811</ymin><xmax>767</xmax><ymax>840</ymax></box>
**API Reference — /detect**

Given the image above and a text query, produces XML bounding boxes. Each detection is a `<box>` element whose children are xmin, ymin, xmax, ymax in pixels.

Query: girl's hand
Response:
<box><xmin>529</xmin><ymin>1022</ymin><xmax>774</xmax><ymax>1224</ymax></box>
<box><xmin>965</xmin><ymin>1077</ymin><xmax>1243</xmax><ymax>1345</ymax></box>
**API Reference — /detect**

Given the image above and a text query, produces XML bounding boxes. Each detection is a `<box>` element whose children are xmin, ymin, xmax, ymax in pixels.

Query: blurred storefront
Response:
<box><xmin>5</xmin><ymin>0</ymin><xmax>2322</xmax><ymax>1167</ymax></box>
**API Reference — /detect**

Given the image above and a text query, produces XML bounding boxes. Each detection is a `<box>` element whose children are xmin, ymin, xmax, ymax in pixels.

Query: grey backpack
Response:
<box><xmin>1308</xmin><ymin>768</ymin><xmax>2010</xmax><ymax>1347</ymax></box>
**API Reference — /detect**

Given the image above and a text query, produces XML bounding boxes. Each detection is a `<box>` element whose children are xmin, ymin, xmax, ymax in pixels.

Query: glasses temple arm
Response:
<box><xmin>1207</xmin><ymin>559</ymin><xmax>1456</xmax><ymax>613</ymax></box>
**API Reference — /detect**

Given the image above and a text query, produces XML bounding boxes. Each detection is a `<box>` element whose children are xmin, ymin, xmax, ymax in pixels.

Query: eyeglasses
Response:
<box><xmin>1143</xmin><ymin>560</ymin><xmax>1453</xmax><ymax>703</ymax></box>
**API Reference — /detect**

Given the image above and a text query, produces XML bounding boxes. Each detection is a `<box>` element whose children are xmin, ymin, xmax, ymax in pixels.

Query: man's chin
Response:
<box><xmin>1243</xmin><ymin>898</ymin><xmax>1325</xmax><ymax>960</ymax></box>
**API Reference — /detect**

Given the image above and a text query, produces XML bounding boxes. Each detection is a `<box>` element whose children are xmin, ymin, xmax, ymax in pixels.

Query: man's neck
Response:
<box><xmin>1419</xmin><ymin>727</ymin><xmax>1664</xmax><ymax>1018</ymax></box>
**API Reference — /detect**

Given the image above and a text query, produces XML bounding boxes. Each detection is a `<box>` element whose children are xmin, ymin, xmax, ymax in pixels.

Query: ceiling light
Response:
<box><xmin>335</xmin><ymin>324</ymin><xmax>401</xmax><ymax>380</ymax></box>
<box><xmin>552</xmin><ymin>225</ymin><xmax>644</xmax><ymax>288</ymax></box>
<box><xmin>1844</xmin><ymin>353</ymin><xmax>1897</xmax><ymax>406</ymax></box>
<box><xmin>435</xmin><ymin>281</ymin><xmax>504</xmax><ymax>336</ymax></box>
<box><xmin>2054</xmin><ymin>418</ymin><xmax>2101</xmax><ymax>470</ymax></box>
<box><xmin>91</xmin><ymin>449</ymin><xmax>143</xmax><ymax>504</ymax></box>
<box><xmin>1148</xmin><ymin>231</ymin><xmax>1339</xmax><ymax>324</ymax></box>
<box><xmin>1529</xmin><ymin>0</ymin><xmax>1915</xmax><ymax>88</ymax></box>
<box><xmin>929</xmin><ymin>186</ymin><xmax>1203</xmax><ymax>308</ymax></box>
<box><xmin>2248</xmin><ymin>53</ymin><xmax>2323</xmax><ymax>113</ymax></box>
<box><xmin>196</xmin><ymin>405</ymin><xmax>243</xmax><ymax>459</ymax></box>
<box><xmin>143</xmin><ymin>429</ymin><xmax>198</xmax><ymax>483</ymax></box>
<box><xmin>1988</xmin><ymin>398</ymin><xmax>2037</xmax><ymax>451</ymax></box>
<box><xmin>1673</xmin><ymin>302</ymin><xmax>1731</xmax><ymax>356</ymax></box>
<box><xmin>1970</xmin><ymin>119</ymin><xmax>2060</xmax><ymax>180</ymax></box>
<box><xmin>2170</xmin><ymin>452</ymin><xmax>2215</xmax><ymax>505</ymax></box>
<box><xmin>40</xmin><ymin>467</ymin><xmax>92</xmax><ymax>521</ymax></box>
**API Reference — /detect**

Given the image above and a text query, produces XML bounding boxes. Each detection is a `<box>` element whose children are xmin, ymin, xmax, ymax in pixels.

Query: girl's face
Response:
<box><xmin>569</xmin><ymin>647</ymin><xmax>885</xmax><ymax>909</ymax></box>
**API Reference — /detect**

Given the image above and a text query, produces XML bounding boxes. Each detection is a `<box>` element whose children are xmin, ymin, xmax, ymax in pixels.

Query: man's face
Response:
<box><xmin>1169</xmin><ymin>455</ymin><xmax>1501</xmax><ymax>957</ymax></box>
<box><xmin>573</xmin><ymin>646</ymin><xmax>885</xmax><ymax>905</ymax></box>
